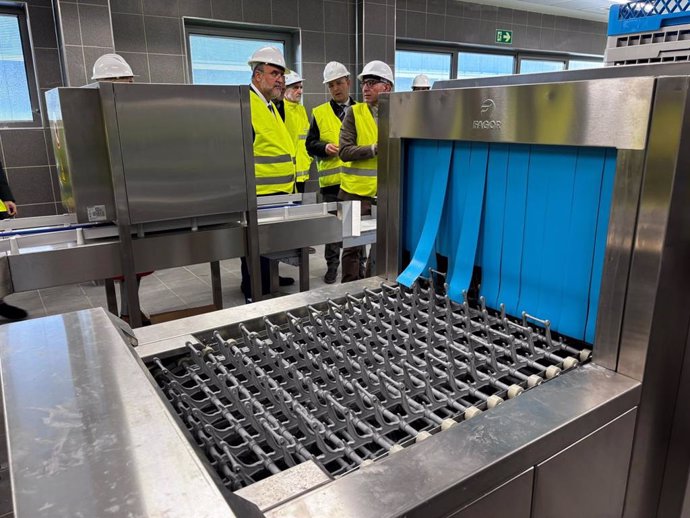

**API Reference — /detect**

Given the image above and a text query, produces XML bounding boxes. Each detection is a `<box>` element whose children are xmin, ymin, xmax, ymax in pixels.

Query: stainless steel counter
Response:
<box><xmin>0</xmin><ymin>308</ymin><xmax>259</xmax><ymax>518</ymax></box>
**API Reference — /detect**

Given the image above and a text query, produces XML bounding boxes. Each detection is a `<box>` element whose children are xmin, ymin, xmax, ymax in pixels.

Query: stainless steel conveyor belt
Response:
<box><xmin>150</xmin><ymin>275</ymin><xmax>588</xmax><ymax>490</ymax></box>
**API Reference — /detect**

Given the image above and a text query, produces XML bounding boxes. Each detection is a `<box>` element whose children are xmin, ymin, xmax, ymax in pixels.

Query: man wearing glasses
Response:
<box><xmin>241</xmin><ymin>46</ymin><xmax>297</xmax><ymax>302</ymax></box>
<box><xmin>338</xmin><ymin>60</ymin><xmax>394</xmax><ymax>283</ymax></box>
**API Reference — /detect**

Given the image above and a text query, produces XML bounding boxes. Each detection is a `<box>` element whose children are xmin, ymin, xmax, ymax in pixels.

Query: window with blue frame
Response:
<box><xmin>395</xmin><ymin>49</ymin><xmax>452</xmax><ymax>92</ymax></box>
<box><xmin>457</xmin><ymin>52</ymin><xmax>514</xmax><ymax>78</ymax></box>
<box><xmin>0</xmin><ymin>11</ymin><xmax>34</xmax><ymax>123</ymax></box>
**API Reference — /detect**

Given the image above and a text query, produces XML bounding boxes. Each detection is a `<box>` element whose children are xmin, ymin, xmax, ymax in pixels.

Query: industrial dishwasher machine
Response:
<box><xmin>2</xmin><ymin>69</ymin><xmax>690</xmax><ymax>518</ymax></box>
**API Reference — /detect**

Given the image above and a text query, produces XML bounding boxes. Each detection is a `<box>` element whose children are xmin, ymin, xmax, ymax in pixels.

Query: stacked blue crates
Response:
<box><xmin>606</xmin><ymin>0</ymin><xmax>690</xmax><ymax>65</ymax></box>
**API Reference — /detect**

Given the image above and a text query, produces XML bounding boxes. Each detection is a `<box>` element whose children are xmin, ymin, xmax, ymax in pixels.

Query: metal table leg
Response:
<box><xmin>210</xmin><ymin>261</ymin><xmax>223</xmax><ymax>310</ymax></box>
<box><xmin>299</xmin><ymin>248</ymin><xmax>309</xmax><ymax>292</ymax></box>
<box><xmin>104</xmin><ymin>278</ymin><xmax>118</xmax><ymax>315</ymax></box>
<box><xmin>270</xmin><ymin>259</ymin><xmax>279</xmax><ymax>295</ymax></box>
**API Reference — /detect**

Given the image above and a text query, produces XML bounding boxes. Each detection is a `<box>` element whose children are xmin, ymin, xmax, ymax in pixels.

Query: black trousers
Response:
<box><xmin>321</xmin><ymin>184</ymin><xmax>341</xmax><ymax>271</ymax></box>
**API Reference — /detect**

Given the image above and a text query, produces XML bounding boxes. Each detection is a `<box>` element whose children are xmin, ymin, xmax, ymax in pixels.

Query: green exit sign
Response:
<box><xmin>496</xmin><ymin>29</ymin><xmax>513</xmax><ymax>44</ymax></box>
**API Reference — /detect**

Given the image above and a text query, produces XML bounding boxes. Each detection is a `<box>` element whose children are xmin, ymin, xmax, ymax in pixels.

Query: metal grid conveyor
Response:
<box><xmin>150</xmin><ymin>276</ymin><xmax>590</xmax><ymax>491</ymax></box>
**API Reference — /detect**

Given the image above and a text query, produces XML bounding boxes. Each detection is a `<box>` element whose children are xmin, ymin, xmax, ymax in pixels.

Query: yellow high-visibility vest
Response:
<box><xmin>250</xmin><ymin>90</ymin><xmax>296</xmax><ymax>195</ymax></box>
<box><xmin>0</xmin><ymin>201</ymin><xmax>6</xmax><ymax>212</ymax></box>
<box><xmin>341</xmin><ymin>102</ymin><xmax>377</xmax><ymax>197</ymax></box>
<box><xmin>312</xmin><ymin>102</ymin><xmax>351</xmax><ymax>188</ymax></box>
<box><xmin>284</xmin><ymin>100</ymin><xmax>312</xmax><ymax>184</ymax></box>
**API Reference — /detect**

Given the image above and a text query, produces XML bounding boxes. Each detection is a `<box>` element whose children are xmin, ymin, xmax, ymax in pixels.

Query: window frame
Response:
<box><xmin>183</xmin><ymin>20</ymin><xmax>298</xmax><ymax>86</ymax></box>
<box><xmin>394</xmin><ymin>46</ymin><xmax>455</xmax><ymax>91</ymax></box>
<box><xmin>0</xmin><ymin>4</ymin><xmax>41</xmax><ymax>128</ymax></box>
<box><xmin>517</xmin><ymin>54</ymin><xmax>567</xmax><ymax>74</ymax></box>
<box><xmin>397</xmin><ymin>39</ymin><xmax>603</xmax><ymax>82</ymax></box>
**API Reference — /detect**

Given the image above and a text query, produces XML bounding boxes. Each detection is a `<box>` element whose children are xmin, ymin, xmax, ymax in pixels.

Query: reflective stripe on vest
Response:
<box><xmin>312</xmin><ymin>102</ymin><xmax>351</xmax><ymax>188</ymax></box>
<box><xmin>284</xmin><ymin>100</ymin><xmax>312</xmax><ymax>183</ymax></box>
<box><xmin>250</xmin><ymin>91</ymin><xmax>296</xmax><ymax>195</ymax></box>
<box><xmin>341</xmin><ymin>103</ymin><xmax>377</xmax><ymax>197</ymax></box>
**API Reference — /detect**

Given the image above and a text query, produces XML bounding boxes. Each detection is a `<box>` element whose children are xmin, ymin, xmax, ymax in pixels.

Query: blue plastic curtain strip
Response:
<box><xmin>397</xmin><ymin>141</ymin><xmax>453</xmax><ymax>287</ymax></box>
<box><xmin>400</xmin><ymin>140</ymin><xmax>615</xmax><ymax>344</ymax></box>
<box><xmin>447</xmin><ymin>143</ymin><xmax>489</xmax><ymax>301</ymax></box>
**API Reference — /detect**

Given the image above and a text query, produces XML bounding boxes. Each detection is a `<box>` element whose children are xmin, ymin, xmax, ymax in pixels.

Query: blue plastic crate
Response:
<box><xmin>608</xmin><ymin>0</ymin><xmax>690</xmax><ymax>36</ymax></box>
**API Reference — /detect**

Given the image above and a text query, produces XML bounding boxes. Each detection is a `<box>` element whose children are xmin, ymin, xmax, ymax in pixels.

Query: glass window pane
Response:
<box><xmin>0</xmin><ymin>14</ymin><xmax>33</xmax><ymax>122</ymax></box>
<box><xmin>519</xmin><ymin>58</ymin><xmax>565</xmax><ymax>74</ymax></box>
<box><xmin>189</xmin><ymin>34</ymin><xmax>285</xmax><ymax>85</ymax></box>
<box><xmin>457</xmin><ymin>52</ymin><xmax>514</xmax><ymax>79</ymax></box>
<box><xmin>568</xmin><ymin>59</ymin><xmax>604</xmax><ymax>70</ymax></box>
<box><xmin>394</xmin><ymin>49</ymin><xmax>451</xmax><ymax>91</ymax></box>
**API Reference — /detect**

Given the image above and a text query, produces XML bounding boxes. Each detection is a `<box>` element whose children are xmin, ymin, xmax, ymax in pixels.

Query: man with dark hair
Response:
<box><xmin>306</xmin><ymin>61</ymin><xmax>355</xmax><ymax>284</ymax></box>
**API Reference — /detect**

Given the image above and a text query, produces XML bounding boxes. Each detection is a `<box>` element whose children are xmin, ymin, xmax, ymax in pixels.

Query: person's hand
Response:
<box><xmin>325</xmin><ymin>143</ymin><xmax>339</xmax><ymax>156</ymax></box>
<box><xmin>5</xmin><ymin>201</ymin><xmax>17</xmax><ymax>216</ymax></box>
<box><xmin>372</xmin><ymin>143</ymin><xmax>378</xmax><ymax>155</ymax></box>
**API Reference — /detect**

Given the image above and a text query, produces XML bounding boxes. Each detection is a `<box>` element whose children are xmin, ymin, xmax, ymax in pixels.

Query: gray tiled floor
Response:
<box><xmin>2</xmin><ymin>246</ymin><xmax>335</xmax><ymax>322</ymax></box>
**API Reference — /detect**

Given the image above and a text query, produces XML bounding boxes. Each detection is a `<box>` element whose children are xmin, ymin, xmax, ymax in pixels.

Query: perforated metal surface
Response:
<box><xmin>150</xmin><ymin>278</ymin><xmax>588</xmax><ymax>491</ymax></box>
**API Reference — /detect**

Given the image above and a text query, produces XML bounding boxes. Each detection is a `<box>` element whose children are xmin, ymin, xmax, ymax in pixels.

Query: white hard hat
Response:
<box><xmin>358</xmin><ymin>60</ymin><xmax>394</xmax><ymax>85</ymax></box>
<box><xmin>412</xmin><ymin>74</ymin><xmax>430</xmax><ymax>88</ymax></box>
<box><xmin>323</xmin><ymin>61</ymin><xmax>350</xmax><ymax>83</ymax></box>
<box><xmin>92</xmin><ymin>53</ymin><xmax>134</xmax><ymax>80</ymax></box>
<box><xmin>248</xmin><ymin>46</ymin><xmax>288</xmax><ymax>72</ymax></box>
<box><xmin>285</xmin><ymin>71</ymin><xmax>303</xmax><ymax>87</ymax></box>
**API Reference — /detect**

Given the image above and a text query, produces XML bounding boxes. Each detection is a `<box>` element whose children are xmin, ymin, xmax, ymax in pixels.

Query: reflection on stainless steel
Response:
<box><xmin>387</xmin><ymin>78</ymin><xmax>653</xmax><ymax>149</ymax></box>
<box><xmin>46</xmin><ymin>87</ymin><xmax>116</xmax><ymax>223</ymax></box>
<box><xmin>0</xmin><ymin>308</ymin><xmax>261</xmax><ymax>518</ymax></box>
<box><xmin>103</xmin><ymin>83</ymin><xmax>249</xmax><ymax>224</ymax></box>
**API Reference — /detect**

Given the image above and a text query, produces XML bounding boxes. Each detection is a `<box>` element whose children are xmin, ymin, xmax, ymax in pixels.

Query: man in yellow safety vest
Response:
<box><xmin>306</xmin><ymin>61</ymin><xmax>356</xmax><ymax>284</ymax></box>
<box><xmin>338</xmin><ymin>60</ymin><xmax>393</xmax><ymax>283</ymax></box>
<box><xmin>283</xmin><ymin>71</ymin><xmax>312</xmax><ymax>193</ymax></box>
<box><xmin>241</xmin><ymin>46</ymin><xmax>297</xmax><ymax>302</ymax></box>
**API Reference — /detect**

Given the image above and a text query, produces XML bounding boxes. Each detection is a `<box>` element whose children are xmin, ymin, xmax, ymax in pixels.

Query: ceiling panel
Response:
<box><xmin>455</xmin><ymin>0</ymin><xmax>616</xmax><ymax>22</ymax></box>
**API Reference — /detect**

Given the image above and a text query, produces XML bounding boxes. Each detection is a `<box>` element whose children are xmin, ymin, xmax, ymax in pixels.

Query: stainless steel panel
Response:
<box><xmin>376</xmin><ymin>96</ymin><xmax>403</xmax><ymax>281</ymax></box>
<box><xmin>614</xmin><ymin>77</ymin><xmax>690</xmax><ymax>518</ymax></box>
<box><xmin>105</xmin><ymin>83</ymin><xmax>249</xmax><ymax>224</ymax></box>
<box><xmin>258</xmin><ymin>216</ymin><xmax>342</xmax><ymax>254</ymax></box>
<box><xmin>46</xmin><ymin>88</ymin><xmax>116</xmax><ymax>223</ymax></box>
<box><xmin>130</xmin><ymin>225</ymin><xmax>245</xmax><ymax>272</ymax></box>
<box><xmin>433</xmin><ymin>62</ymin><xmax>690</xmax><ymax>90</ymax></box>
<box><xmin>387</xmin><ymin>78</ymin><xmax>654</xmax><ymax>150</ymax></box>
<box><xmin>593</xmin><ymin>150</ymin><xmax>646</xmax><ymax>371</ymax></box>
<box><xmin>447</xmin><ymin>469</ymin><xmax>533</xmax><ymax>518</ymax></box>
<box><xmin>6</xmin><ymin>226</ymin><xmax>245</xmax><ymax>291</ymax></box>
<box><xmin>532</xmin><ymin>408</ymin><xmax>637</xmax><ymax>518</ymax></box>
<box><xmin>235</xmin><ymin>461</ymin><xmax>332</xmax><ymax>512</ymax></box>
<box><xmin>267</xmin><ymin>364</ymin><xmax>640</xmax><ymax>518</ymax></box>
<box><xmin>134</xmin><ymin>277</ymin><xmax>384</xmax><ymax>360</ymax></box>
<box><xmin>0</xmin><ymin>308</ymin><xmax>259</xmax><ymax>518</ymax></box>
<box><xmin>657</xmin><ymin>326</ymin><xmax>690</xmax><ymax>518</ymax></box>
<box><xmin>8</xmin><ymin>241</ymin><xmax>121</xmax><ymax>291</ymax></box>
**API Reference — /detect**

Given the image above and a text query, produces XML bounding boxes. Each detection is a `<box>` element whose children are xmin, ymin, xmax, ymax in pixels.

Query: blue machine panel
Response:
<box><xmin>399</xmin><ymin>140</ymin><xmax>616</xmax><ymax>344</ymax></box>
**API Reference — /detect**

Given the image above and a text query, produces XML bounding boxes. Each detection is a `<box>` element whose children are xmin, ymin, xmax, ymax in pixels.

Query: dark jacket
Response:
<box><xmin>306</xmin><ymin>98</ymin><xmax>355</xmax><ymax>158</ymax></box>
<box><xmin>0</xmin><ymin>161</ymin><xmax>15</xmax><ymax>204</ymax></box>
